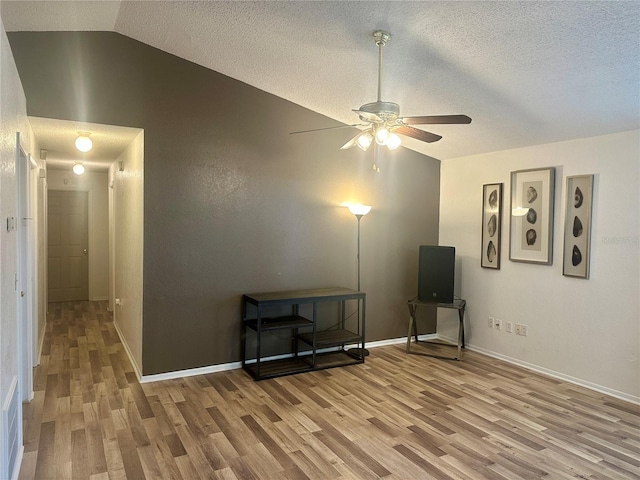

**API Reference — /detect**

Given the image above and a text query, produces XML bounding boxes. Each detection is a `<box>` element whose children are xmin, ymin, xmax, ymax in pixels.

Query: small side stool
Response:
<box><xmin>406</xmin><ymin>297</ymin><xmax>466</xmax><ymax>360</ymax></box>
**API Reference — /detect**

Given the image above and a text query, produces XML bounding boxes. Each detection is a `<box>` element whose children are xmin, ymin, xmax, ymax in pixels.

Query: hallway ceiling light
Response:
<box><xmin>75</xmin><ymin>132</ymin><xmax>93</xmax><ymax>152</ymax></box>
<box><xmin>72</xmin><ymin>162</ymin><xmax>85</xmax><ymax>175</ymax></box>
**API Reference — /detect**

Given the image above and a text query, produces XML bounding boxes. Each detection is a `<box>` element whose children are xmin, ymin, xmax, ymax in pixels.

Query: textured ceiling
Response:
<box><xmin>2</xmin><ymin>1</ymin><xmax>639</xmax><ymax>164</ymax></box>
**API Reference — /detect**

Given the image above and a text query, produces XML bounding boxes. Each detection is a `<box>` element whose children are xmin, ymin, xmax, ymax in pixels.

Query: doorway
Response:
<box><xmin>16</xmin><ymin>133</ymin><xmax>34</xmax><ymax>403</ymax></box>
<box><xmin>47</xmin><ymin>190</ymin><xmax>89</xmax><ymax>302</ymax></box>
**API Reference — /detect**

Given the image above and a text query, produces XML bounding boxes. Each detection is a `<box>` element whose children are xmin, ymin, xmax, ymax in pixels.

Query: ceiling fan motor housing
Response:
<box><xmin>358</xmin><ymin>101</ymin><xmax>400</xmax><ymax>122</ymax></box>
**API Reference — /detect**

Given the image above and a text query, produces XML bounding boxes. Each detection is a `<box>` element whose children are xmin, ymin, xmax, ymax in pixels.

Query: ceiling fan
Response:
<box><xmin>291</xmin><ymin>30</ymin><xmax>471</xmax><ymax>153</ymax></box>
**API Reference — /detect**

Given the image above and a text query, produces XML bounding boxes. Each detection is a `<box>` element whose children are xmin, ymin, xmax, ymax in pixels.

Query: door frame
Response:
<box><xmin>16</xmin><ymin>132</ymin><xmax>35</xmax><ymax>402</ymax></box>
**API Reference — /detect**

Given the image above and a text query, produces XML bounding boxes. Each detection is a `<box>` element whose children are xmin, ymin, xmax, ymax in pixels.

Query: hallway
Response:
<box><xmin>18</xmin><ymin>301</ymin><xmax>640</xmax><ymax>479</ymax></box>
<box><xmin>19</xmin><ymin>301</ymin><xmax>140</xmax><ymax>479</ymax></box>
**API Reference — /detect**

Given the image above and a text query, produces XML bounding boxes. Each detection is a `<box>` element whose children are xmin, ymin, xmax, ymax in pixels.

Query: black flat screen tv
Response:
<box><xmin>418</xmin><ymin>245</ymin><xmax>455</xmax><ymax>303</ymax></box>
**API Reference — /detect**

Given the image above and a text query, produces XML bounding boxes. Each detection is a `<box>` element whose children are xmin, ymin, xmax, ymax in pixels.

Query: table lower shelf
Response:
<box><xmin>243</xmin><ymin>350</ymin><xmax>364</xmax><ymax>380</ymax></box>
<box><xmin>297</xmin><ymin>329</ymin><xmax>362</xmax><ymax>348</ymax></box>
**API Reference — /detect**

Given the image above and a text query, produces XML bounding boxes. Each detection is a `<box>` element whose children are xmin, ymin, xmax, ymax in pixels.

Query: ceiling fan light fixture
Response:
<box><xmin>375</xmin><ymin>127</ymin><xmax>389</xmax><ymax>145</ymax></box>
<box><xmin>75</xmin><ymin>132</ymin><xmax>93</xmax><ymax>152</ymax></box>
<box><xmin>356</xmin><ymin>131</ymin><xmax>373</xmax><ymax>151</ymax></box>
<box><xmin>72</xmin><ymin>162</ymin><xmax>85</xmax><ymax>175</ymax></box>
<box><xmin>386</xmin><ymin>132</ymin><xmax>401</xmax><ymax>150</ymax></box>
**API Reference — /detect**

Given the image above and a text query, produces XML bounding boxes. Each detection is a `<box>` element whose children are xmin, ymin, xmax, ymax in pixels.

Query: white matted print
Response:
<box><xmin>563</xmin><ymin>175</ymin><xmax>594</xmax><ymax>278</ymax></box>
<box><xmin>509</xmin><ymin>167</ymin><xmax>555</xmax><ymax>264</ymax></box>
<box><xmin>481</xmin><ymin>183</ymin><xmax>502</xmax><ymax>269</ymax></box>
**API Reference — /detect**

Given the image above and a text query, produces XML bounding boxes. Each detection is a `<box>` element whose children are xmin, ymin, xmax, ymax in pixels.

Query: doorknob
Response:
<box><xmin>21</xmin><ymin>291</ymin><xmax>25</xmax><ymax>297</ymax></box>
<box><xmin>83</xmin><ymin>249</ymin><xmax>88</xmax><ymax>255</ymax></box>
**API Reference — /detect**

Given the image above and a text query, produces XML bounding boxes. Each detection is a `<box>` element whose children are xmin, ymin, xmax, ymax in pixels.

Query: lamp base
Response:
<box><xmin>347</xmin><ymin>347</ymin><xmax>370</xmax><ymax>359</ymax></box>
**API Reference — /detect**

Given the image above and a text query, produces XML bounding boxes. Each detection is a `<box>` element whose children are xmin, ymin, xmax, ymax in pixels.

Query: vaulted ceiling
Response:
<box><xmin>2</xmin><ymin>1</ymin><xmax>639</xmax><ymax>164</ymax></box>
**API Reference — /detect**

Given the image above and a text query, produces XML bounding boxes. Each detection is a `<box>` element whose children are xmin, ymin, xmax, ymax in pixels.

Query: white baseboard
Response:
<box><xmin>466</xmin><ymin>342</ymin><xmax>640</xmax><ymax>405</ymax></box>
<box><xmin>141</xmin><ymin>361</ymin><xmax>243</xmax><ymax>383</ymax></box>
<box><xmin>136</xmin><ymin>332</ymin><xmax>638</xmax><ymax>405</ymax></box>
<box><xmin>141</xmin><ymin>346</ymin><xmax>352</xmax><ymax>383</ymax></box>
<box><xmin>139</xmin><ymin>334</ymin><xmax>438</xmax><ymax>384</ymax></box>
<box><xmin>365</xmin><ymin>333</ymin><xmax>438</xmax><ymax>349</ymax></box>
<box><xmin>112</xmin><ymin>319</ymin><xmax>142</xmax><ymax>381</ymax></box>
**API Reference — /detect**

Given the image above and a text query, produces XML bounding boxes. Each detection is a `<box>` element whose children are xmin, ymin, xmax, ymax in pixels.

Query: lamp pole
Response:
<box><xmin>347</xmin><ymin>204</ymin><xmax>371</xmax><ymax>358</ymax></box>
<box><xmin>356</xmin><ymin>214</ymin><xmax>363</xmax><ymax>292</ymax></box>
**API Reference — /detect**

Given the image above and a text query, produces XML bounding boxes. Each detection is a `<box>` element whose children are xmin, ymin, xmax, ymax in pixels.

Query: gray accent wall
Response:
<box><xmin>8</xmin><ymin>32</ymin><xmax>440</xmax><ymax>375</ymax></box>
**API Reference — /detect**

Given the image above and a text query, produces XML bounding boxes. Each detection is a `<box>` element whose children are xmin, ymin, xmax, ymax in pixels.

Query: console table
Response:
<box><xmin>242</xmin><ymin>287</ymin><xmax>366</xmax><ymax>380</ymax></box>
<box><xmin>406</xmin><ymin>296</ymin><xmax>466</xmax><ymax>360</ymax></box>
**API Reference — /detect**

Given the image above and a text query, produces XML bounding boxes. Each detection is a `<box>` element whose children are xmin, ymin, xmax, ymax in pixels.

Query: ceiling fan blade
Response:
<box><xmin>400</xmin><ymin>115</ymin><xmax>472</xmax><ymax>125</ymax></box>
<box><xmin>340</xmin><ymin>132</ymin><xmax>362</xmax><ymax>150</ymax></box>
<box><xmin>352</xmin><ymin>109</ymin><xmax>382</xmax><ymax>123</ymax></box>
<box><xmin>395</xmin><ymin>126</ymin><xmax>442</xmax><ymax>143</ymax></box>
<box><xmin>290</xmin><ymin>123</ymin><xmax>366</xmax><ymax>135</ymax></box>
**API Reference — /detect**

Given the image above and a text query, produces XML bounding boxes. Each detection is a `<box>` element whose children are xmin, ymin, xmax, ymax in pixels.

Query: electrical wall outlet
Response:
<box><xmin>494</xmin><ymin>318</ymin><xmax>502</xmax><ymax>330</ymax></box>
<box><xmin>515</xmin><ymin>324</ymin><xmax>529</xmax><ymax>336</ymax></box>
<box><xmin>505</xmin><ymin>321</ymin><xmax>513</xmax><ymax>333</ymax></box>
<box><xmin>488</xmin><ymin>317</ymin><xmax>494</xmax><ymax>328</ymax></box>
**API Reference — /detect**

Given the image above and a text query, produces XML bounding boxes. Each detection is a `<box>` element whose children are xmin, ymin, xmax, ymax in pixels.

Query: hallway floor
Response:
<box><xmin>18</xmin><ymin>301</ymin><xmax>640</xmax><ymax>479</ymax></box>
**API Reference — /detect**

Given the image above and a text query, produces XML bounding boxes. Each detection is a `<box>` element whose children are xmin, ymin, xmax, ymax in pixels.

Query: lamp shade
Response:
<box><xmin>375</xmin><ymin>127</ymin><xmax>389</xmax><ymax>145</ymax></box>
<box><xmin>386</xmin><ymin>133</ymin><xmax>401</xmax><ymax>150</ymax></box>
<box><xmin>348</xmin><ymin>204</ymin><xmax>372</xmax><ymax>216</ymax></box>
<box><xmin>356</xmin><ymin>131</ymin><xmax>374</xmax><ymax>151</ymax></box>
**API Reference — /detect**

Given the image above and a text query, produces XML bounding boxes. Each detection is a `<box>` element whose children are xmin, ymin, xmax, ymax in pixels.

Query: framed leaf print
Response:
<box><xmin>481</xmin><ymin>183</ymin><xmax>503</xmax><ymax>269</ymax></box>
<box><xmin>509</xmin><ymin>167</ymin><xmax>555</xmax><ymax>264</ymax></box>
<box><xmin>563</xmin><ymin>175</ymin><xmax>594</xmax><ymax>278</ymax></box>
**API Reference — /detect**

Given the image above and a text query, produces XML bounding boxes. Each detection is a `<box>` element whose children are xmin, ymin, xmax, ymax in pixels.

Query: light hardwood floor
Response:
<box><xmin>18</xmin><ymin>301</ymin><xmax>640</xmax><ymax>479</ymax></box>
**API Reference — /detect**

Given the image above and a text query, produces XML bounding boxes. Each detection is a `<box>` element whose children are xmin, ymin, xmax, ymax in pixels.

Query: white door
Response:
<box><xmin>47</xmin><ymin>190</ymin><xmax>89</xmax><ymax>302</ymax></box>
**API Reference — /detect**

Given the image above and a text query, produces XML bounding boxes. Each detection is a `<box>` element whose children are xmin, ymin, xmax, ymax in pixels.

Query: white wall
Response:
<box><xmin>46</xmin><ymin>169</ymin><xmax>109</xmax><ymax>301</ymax></box>
<box><xmin>439</xmin><ymin>130</ymin><xmax>640</xmax><ymax>402</ymax></box>
<box><xmin>0</xmin><ymin>14</ymin><xmax>23</xmax><ymax>402</ymax></box>
<box><xmin>0</xmin><ymin>18</ymin><xmax>32</xmax><ymax>479</ymax></box>
<box><xmin>110</xmin><ymin>132</ymin><xmax>144</xmax><ymax>377</ymax></box>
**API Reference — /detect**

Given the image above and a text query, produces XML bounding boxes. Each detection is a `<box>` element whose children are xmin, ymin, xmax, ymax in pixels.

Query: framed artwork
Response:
<box><xmin>481</xmin><ymin>183</ymin><xmax>503</xmax><ymax>269</ymax></box>
<box><xmin>563</xmin><ymin>175</ymin><xmax>594</xmax><ymax>278</ymax></box>
<box><xmin>509</xmin><ymin>167</ymin><xmax>555</xmax><ymax>264</ymax></box>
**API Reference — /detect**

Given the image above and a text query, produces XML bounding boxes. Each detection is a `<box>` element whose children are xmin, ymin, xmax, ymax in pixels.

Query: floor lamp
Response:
<box><xmin>348</xmin><ymin>204</ymin><xmax>371</xmax><ymax>358</ymax></box>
